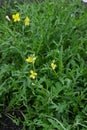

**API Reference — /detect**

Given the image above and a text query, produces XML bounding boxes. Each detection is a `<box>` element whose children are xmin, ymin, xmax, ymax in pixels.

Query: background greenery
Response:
<box><xmin>0</xmin><ymin>0</ymin><xmax>87</xmax><ymax>129</ymax></box>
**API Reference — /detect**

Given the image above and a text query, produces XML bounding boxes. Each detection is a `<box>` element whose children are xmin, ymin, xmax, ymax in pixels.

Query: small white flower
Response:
<box><xmin>6</xmin><ymin>15</ymin><xmax>11</xmax><ymax>21</ymax></box>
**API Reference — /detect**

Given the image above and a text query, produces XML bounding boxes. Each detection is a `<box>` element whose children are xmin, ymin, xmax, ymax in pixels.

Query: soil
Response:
<box><xmin>0</xmin><ymin>114</ymin><xmax>23</xmax><ymax>130</ymax></box>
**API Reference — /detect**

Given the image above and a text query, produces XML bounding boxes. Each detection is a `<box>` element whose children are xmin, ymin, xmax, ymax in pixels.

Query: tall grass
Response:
<box><xmin>0</xmin><ymin>0</ymin><xmax>87</xmax><ymax>129</ymax></box>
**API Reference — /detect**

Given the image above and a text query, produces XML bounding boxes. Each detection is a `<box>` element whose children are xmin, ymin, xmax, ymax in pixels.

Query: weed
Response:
<box><xmin>0</xmin><ymin>0</ymin><xmax>87</xmax><ymax>129</ymax></box>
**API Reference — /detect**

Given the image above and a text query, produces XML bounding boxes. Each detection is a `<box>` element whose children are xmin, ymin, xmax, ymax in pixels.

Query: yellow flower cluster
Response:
<box><xmin>12</xmin><ymin>13</ymin><xmax>30</xmax><ymax>26</ymax></box>
<box><xmin>26</xmin><ymin>55</ymin><xmax>37</xmax><ymax>79</ymax></box>
<box><xmin>26</xmin><ymin>55</ymin><xmax>57</xmax><ymax>79</ymax></box>
<box><xmin>6</xmin><ymin>13</ymin><xmax>57</xmax><ymax>80</ymax></box>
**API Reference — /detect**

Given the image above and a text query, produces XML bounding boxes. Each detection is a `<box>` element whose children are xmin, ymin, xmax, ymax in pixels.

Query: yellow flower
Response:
<box><xmin>51</xmin><ymin>60</ymin><xmax>57</xmax><ymax>70</ymax></box>
<box><xmin>26</xmin><ymin>56</ymin><xmax>36</xmax><ymax>63</ymax></box>
<box><xmin>30</xmin><ymin>70</ymin><xmax>37</xmax><ymax>79</ymax></box>
<box><xmin>12</xmin><ymin>13</ymin><xmax>20</xmax><ymax>22</ymax></box>
<box><xmin>24</xmin><ymin>17</ymin><xmax>30</xmax><ymax>26</ymax></box>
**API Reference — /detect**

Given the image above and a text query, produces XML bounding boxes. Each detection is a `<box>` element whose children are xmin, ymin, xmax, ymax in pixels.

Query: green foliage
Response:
<box><xmin>0</xmin><ymin>0</ymin><xmax>87</xmax><ymax>129</ymax></box>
